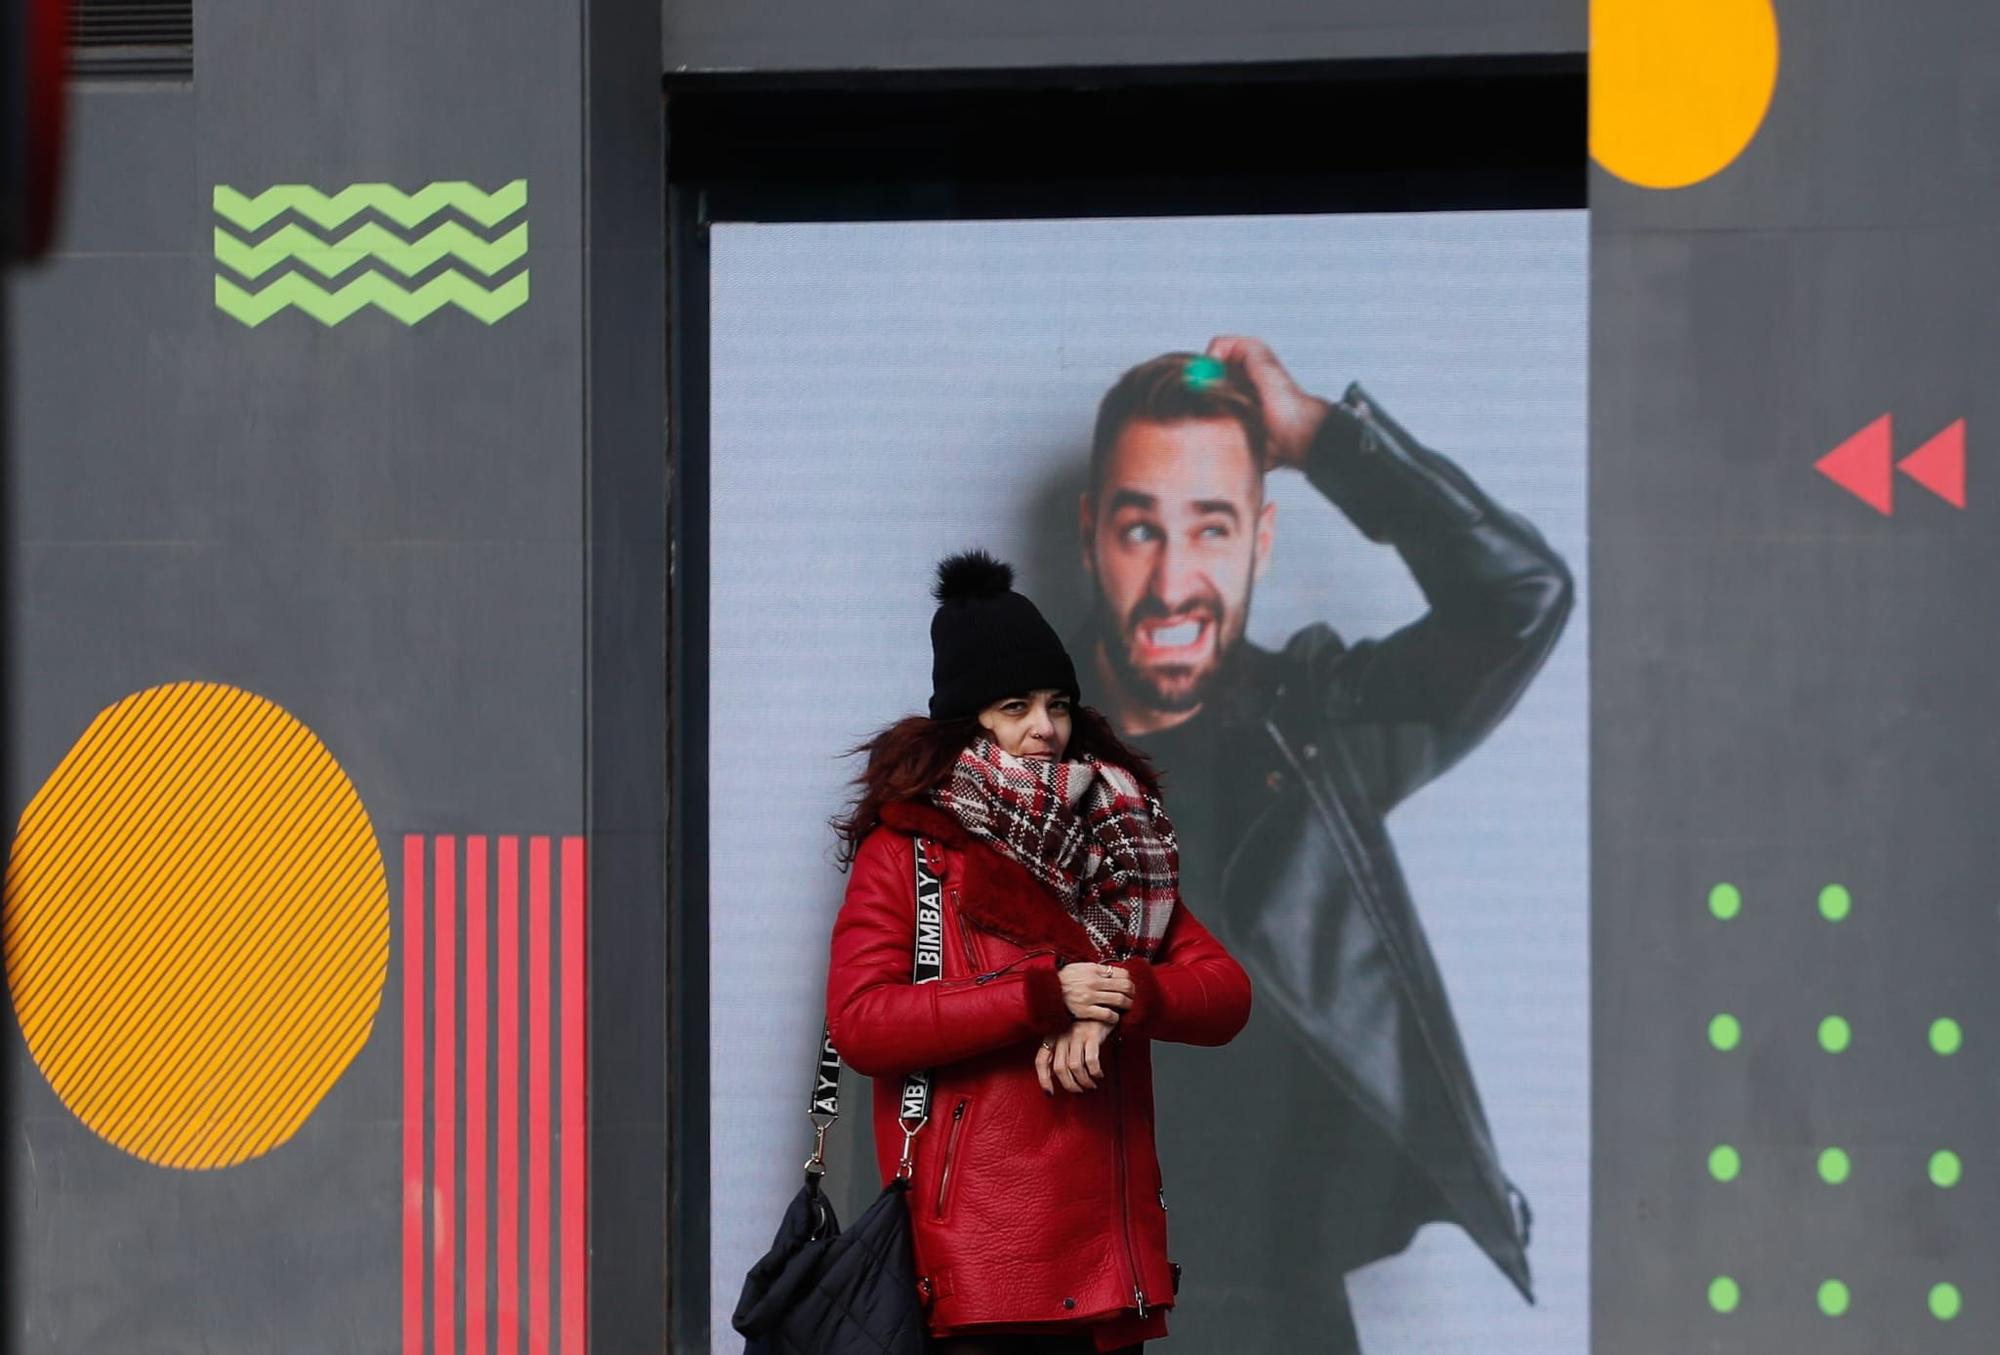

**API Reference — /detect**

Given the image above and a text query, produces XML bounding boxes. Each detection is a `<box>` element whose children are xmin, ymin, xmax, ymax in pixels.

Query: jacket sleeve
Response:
<box><xmin>1300</xmin><ymin>381</ymin><xmax>1575</xmax><ymax>812</ymax></box>
<box><xmin>826</xmin><ymin>829</ymin><xmax>1072</xmax><ymax>1079</ymax></box>
<box><xmin>1119</xmin><ymin>899</ymin><xmax>1251</xmax><ymax>1046</ymax></box>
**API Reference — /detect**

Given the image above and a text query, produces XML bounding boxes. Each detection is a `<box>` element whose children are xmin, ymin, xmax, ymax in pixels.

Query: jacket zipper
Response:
<box><xmin>933</xmin><ymin>1098</ymin><xmax>969</xmax><ymax>1219</ymax></box>
<box><xmin>957</xmin><ymin>907</ymin><xmax>988</xmax><ymax>974</ymax></box>
<box><xmin>1109</xmin><ymin>1037</ymin><xmax>1147</xmax><ymax>1318</ymax></box>
<box><xmin>970</xmin><ymin>947</ymin><xmax>1054</xmax><ymax>985</ymax></box>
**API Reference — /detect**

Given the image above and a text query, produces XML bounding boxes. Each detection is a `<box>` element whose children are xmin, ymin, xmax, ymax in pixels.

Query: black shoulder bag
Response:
<box><xmin>732</xmin><ymin>838</ymin><xmax>942</xmax><ymax>1355</ymax></box>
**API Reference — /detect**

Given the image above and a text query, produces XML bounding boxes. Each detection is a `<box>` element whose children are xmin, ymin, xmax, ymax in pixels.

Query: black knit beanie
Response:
<box><xmin>928</xmin><ymin>550</ymin><xmax>1081</xmax><ymax>721</ymax></box>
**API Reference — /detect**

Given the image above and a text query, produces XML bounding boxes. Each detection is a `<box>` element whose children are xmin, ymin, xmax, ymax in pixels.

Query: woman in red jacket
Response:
<box><xmin>827</xmin><ymin>550</ymin><xmax>1252</xmax><ymax>1354</ymax></box>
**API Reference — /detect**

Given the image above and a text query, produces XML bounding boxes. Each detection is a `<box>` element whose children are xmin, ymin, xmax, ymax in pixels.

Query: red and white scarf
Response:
<box><xmin>931</xmin><ymin>737</ymin><xmax>1178</xmax><ymax>960</ymax></box>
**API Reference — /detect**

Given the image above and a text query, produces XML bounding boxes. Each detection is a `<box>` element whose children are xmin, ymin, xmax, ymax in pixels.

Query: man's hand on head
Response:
<box><xmin>1205</xmin><ymin>335</ymin><xmax>1333</xmax><ymax>472</ymax></box>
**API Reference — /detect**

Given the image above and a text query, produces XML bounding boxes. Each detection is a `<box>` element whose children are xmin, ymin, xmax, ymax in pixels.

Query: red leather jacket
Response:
<box><xmin>826</xmin><ymin>799</ymin><xmax>1253</xmax><ymax>1348</ymax></box>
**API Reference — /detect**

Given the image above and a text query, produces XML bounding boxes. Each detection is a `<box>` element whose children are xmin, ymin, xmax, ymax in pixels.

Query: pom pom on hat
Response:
<box><xmin>933</xmin><ymin>549</ymin><xmax>1015</xmax><ymax>605</ymax></box>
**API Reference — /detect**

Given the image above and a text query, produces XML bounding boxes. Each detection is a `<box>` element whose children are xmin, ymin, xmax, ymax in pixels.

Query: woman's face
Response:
<box><xmin>978</xmin><ymin>689</ymin><xmax>1074</xmax><ymax>763</ymax></box>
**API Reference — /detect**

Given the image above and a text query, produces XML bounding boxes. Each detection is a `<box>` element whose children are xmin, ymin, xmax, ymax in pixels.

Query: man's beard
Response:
<box><xmin>1094</xmin><ymin>587</ymin><xmax>1249</xmax><ymax>716</ymax></box>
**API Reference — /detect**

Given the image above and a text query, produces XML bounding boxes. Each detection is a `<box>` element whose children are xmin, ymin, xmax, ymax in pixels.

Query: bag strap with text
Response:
<box><xmin>806</xmin><ymin>835</ymin><xmax>943</xmax><ymax>1179</ymax></box>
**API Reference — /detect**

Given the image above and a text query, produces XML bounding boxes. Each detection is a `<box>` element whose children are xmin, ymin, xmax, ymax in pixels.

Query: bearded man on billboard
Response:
<box><xmin>1074</xmin><ymin>338</ymin><xmax>1572</xmax><ymax>1350</ymax></box>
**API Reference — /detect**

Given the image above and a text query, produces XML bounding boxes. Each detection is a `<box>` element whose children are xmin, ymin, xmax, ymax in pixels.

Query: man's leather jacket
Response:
<box><xmin>1200</xmin><ymin>383</ymin><xmax>1573</xmax><ymax>1301</ymax></box>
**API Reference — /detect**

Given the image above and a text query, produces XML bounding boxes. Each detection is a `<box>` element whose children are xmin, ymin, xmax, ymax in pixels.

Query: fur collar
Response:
<box><xmin>879</xmin><ymin>799</ymin><xmax>1097</xmax><ymax>959</ymax></box>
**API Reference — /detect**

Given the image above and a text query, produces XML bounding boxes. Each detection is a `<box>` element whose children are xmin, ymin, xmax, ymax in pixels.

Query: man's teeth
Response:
<box><xmin>1150</xmin><ymin>621</ymin><xmax>1203</xmax><ymax>647</ymax></box>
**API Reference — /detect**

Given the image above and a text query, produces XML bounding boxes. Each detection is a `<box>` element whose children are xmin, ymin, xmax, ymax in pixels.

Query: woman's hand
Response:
<box><xmin>1036</xmin><ymin>1019</ymin><xmax>1115</xmax><ymax>1094</ymax></box>
<box><xmin>1057</xmin><ymin>961</ymin><xmax>1135</xmax><ymax>1023</ymax></box>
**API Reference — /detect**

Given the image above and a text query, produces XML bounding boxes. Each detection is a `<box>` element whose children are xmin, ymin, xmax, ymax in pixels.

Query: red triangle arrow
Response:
<box><xmin>1816</xmin><ymin>414</ymin><xmax>1895</xmax><ymax>515</ymax></box>
<box><xmin>1897</xmin><ymin>418</ymin><xmax>1965</xmax><ymax>508</ymax></box>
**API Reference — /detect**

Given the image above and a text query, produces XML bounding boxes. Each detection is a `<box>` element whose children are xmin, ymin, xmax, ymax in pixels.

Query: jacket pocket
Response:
<box><xmin>964</xmin><ymin>946</ymin><xmax>1056</xmax><ymax>987</ymax></box>
<box><xmin>956</xmin><ymin>904</ymin><xmax>989</xmax><ymax>974</ymax></box>
<box><xmin>934</xmin><ymin>1096</ymin><xmax>972</xmax><ymax>1220</ymax></box>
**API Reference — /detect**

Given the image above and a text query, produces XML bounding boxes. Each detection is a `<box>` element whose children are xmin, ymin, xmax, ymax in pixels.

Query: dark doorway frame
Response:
<box><xmin>662</xmin><ymin>55</ymin><xmax>1585</xmax><ymax>1351</ymax></box>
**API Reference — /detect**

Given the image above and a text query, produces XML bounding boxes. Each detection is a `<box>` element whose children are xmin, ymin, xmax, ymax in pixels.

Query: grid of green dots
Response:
<box><xmin>1703</xmin><ymin>881</ymin><xmax>1966</xmax><ymax>1324</ymax></box>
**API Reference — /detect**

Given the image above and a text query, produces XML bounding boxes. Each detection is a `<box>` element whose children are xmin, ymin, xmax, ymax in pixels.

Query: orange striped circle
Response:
<box><xmin>3</xmin><ymin>682</ymin><xmax>389</xmax><ymax>1169</ymax></box>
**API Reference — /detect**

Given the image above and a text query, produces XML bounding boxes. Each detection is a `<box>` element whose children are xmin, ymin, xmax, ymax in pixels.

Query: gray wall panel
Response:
<box><xmin>1590</xmin><ymin>4</ymin><xmax>2000</xmax><ymax>236</ymax></box>
<box><xmin>192</xmin><ymin>0</ymin><xmax>584</xmax><ymax>240</ymax></box>
<box><xmin>10</xmin><ymin>256</ymin><xmax>218</xmax><ymax>544</ymax></box>
<box><xmin>583</xmin><ymin>0</ymin><xmax>668</xmax><ymax>1346</ymax></box>
<box><xmin>189</xmin><ymin>250</ymin><xmax>586</xmax><ymax>545</ymax></box>
<box><xmin>663</xmin><ymin>0</ymin><xmax>1580</xmax><ymax>72</ymax></box>
<box><xmin>7</xmin><ymin>1005</ymin><xmax>402</xmax><ymax>1354</ymax></box>
<box><xmin>45</xmin><ymin>90</ymin><xmax>200</xmax><ymax>257</ymax></box>
<box><xmin>1591</xmin><ymin>227</ymin><xmax>1989</xmax><ymax>535</ymax></box>
<box><xmin>1592</xmin><ymin>1</ymin><xmax>2000</xmax><ymax>1348</ymax></box>
<box><xmin>7</xmin><ymin>541</ymin><xmax>589</xmax><ymax>828</ymax></box>
<box><xmin>7</xmin><ymin>0</ymin><xmax>667</xmax><ymax>1345</ymax></box>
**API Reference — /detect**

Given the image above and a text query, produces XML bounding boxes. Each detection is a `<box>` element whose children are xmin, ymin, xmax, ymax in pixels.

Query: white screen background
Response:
<box><xmin>708</xmin><ymin>210</ymin><xmax>1588</xmax><ymax>1354</ymax></box>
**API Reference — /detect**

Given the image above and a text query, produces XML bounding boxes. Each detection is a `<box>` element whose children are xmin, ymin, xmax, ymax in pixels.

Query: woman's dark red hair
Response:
<box><xmin>830</xmin><ymin>704</ymin><xmax>1162</xmax><ymax>868</ymax></box>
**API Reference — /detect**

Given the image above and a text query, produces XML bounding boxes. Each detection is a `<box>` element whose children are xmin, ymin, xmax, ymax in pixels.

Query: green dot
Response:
<box><xmin>1930</xmin><ymin>1018</ymin><xmax>1963</xmax><ymax>1055</ymax></box>
<box><xmin>1929</xmin><ymin>1150</ymin><xmax>1962</xmax><ymax>1188</ymax></box>
<box><xmin>1817</xmin><ymin>1279</ymin><xmax>1850</xmax><ymax>1317</ymax></box>
<box><xmin>1708</xmin><ymin>1144</ymin><xmax>1742</xmax><ymax>1181</ymax></box>
<box><xmin>1709</xmin><ymin>1276</ymin><xmax>1741</xmax><ymax>1313</ymax></box>
<box><xmin>1818</xmin><ymin>883</ymin><xmax>1851</xmax><ymax>921</ymax></box>
<box><xmin>1184</xmin><ymin>356</ymin><xmax>1226</xmax><ymax>389</ymax></box>
<box><xmin>1817</xmin><ymin>1147</ymin><xmax>1851</xmax><ymax>1184</ymax></box>
<box><xmin>1818</xmin><ymin>1015</ymin><xmax>1851</xmax><ymax>1052</ymax></box>
<box><xmin>1930</xmin><ymin>1283</ymin><xmax>1961</xmax><ymax>1321</ymax></box>
<box><xmin>1709</xmin><ymin>1013</ymin><xmax>1743</xmax><ymax>1051</ymax></box>
<box><xmin>1709</xmin><ymin>883</ymin><xmax>1742</xmax><ymax>920</ymax></box>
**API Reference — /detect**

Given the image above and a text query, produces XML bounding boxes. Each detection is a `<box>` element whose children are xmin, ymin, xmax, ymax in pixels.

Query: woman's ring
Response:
<box><xmin>1041</xmin><ymin>1038</ymin><xmax>1055</xmax><ymax>1049</ymax></box>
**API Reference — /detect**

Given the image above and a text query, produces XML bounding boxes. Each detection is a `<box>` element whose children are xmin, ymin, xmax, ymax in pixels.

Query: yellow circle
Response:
<box><xmin>1592</xmin><ymin>0</ymin><xmax>1780</xmax><ymax>189</ymax></box>
<box><xmin>3</xmin><ymin>682</ymin><xmax>389</xmax><ymax>1169</ymax></box>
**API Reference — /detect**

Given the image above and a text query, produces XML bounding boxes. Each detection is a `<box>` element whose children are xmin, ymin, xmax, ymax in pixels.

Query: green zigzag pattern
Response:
<box><xmin>212</xmin><ymin>180</ymin><xmax>527</xmax><ymax>232</ymax></box>
<box><xmin>214</xmin><ymin>221</ymin><xmax>529</xmax><ymax>280</ymax></box>
<box><xmin>215</xmin><ymin>270</ymin><xmax>530</xmax><ymax>327</ymax></box>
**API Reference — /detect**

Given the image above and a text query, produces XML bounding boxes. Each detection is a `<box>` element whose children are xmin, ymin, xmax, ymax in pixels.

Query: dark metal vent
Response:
<box><xmin>72</xmin><ymin>0</ymin><xmax>194</xmax><ymax>81</ymax></box>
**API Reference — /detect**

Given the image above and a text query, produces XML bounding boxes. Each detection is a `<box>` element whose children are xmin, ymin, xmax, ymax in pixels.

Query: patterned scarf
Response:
<box><xmin>931</xmin><ymin>736</ymin><xmax>1178</xmax><ymax>960</ymax></box>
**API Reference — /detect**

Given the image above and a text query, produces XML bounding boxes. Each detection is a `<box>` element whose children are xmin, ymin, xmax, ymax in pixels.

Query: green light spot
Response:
<box><xmin>1708</xmin><ymin>1145</ymin><xmax>1742</xmax><ymax>1181</ymax></box>
<box><xmin>1817</xmin><ymin>1147</ymin><xmax>1851</xmax><ymax>1184</ymax></box>
<box><xmin>1708</xmin><ymin>1276</ymin><xmax>1741</xmax><ymax>1313</ymax></box>
<box><xmin>1708</xmin><ymin>883</ymin><xmax>1742</xmax><ymax>919</ymax></box>
<box><xmin>1709</xmin><ymin>1013</ymin><xmax>1742</xmax><ymax>1051</ymax></box>
<box><xmin>1930</xmin><ymin>1017</ymin><xmax>1963</xmax><ymax>1056</ymax></box>
<box><xmin>1818</xmin><ymin>1015</ymin><xmax>1851</xmax><ymax>1053</ymax></box>
<box><xmin>1817</xmin><ymin>1279</ymin><xmax>1850</xmax><ymax>1317</ymax></box>
<box><xmin>1183</xmin><ymin>356</ymin><xmax>1226</xmax><ymax>390</ymax></box>
<box><xmin>1929</xmin><ymin>1150</ymin><xmax>1962</xmax><ymax>1188</ymax></box>
<box><xmin>1818</xmin><ymin>883</ymin><xmax>1851</xmax><ymax>921</ymax></box>
<box><xmin>1930</xmin><ymin>1283</ymin><xmax>1961</xmax><ymax>1321</ymax></box>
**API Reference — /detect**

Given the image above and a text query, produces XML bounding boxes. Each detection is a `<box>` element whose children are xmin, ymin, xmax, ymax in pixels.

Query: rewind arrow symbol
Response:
<box><xmin>1814</xmin><ymin>415</ymin><xmax>1966</xmax><ymax>515</ymax></box>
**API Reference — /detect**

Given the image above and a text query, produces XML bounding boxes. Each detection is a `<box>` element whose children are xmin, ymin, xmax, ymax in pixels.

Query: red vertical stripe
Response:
<box><xmin>435</xmin><ymin>839</ymin><xmax>458</xmax><ymax>1355</ymax></box>
<box><xmin>559</xmin><ymin>837</ymin><xmax>587</xmax><ymax>1355</ymax></box>
<box><xmin>466</xmin><ymin>838</ymin><xmax>490</xmax><ymax>1355</ymax></box>
<box><xmin>402</xmin><ymin>837</ymin><xmax>426</xmax><ymax>1355</ymax></box>
<box><xmin>528</xmin><ymin>837</ymin><xmax>553</xmax><ymax>1355</ymax></box>
<box><xmin>498</xmin><ymin>837</ymin><xmax>521</xmax><ymax>1355</ymax></box>
<box><xmin>400</xmin><ymin>829</ymin><xmax>577</xmax><ymax>1355</ymax></box>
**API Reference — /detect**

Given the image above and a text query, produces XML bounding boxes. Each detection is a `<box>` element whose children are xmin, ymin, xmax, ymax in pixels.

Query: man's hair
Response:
<box><xmin>1089</xmin><ymin>352</ymin><xmax>1270</xmax><ymax>492</ymax></box>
